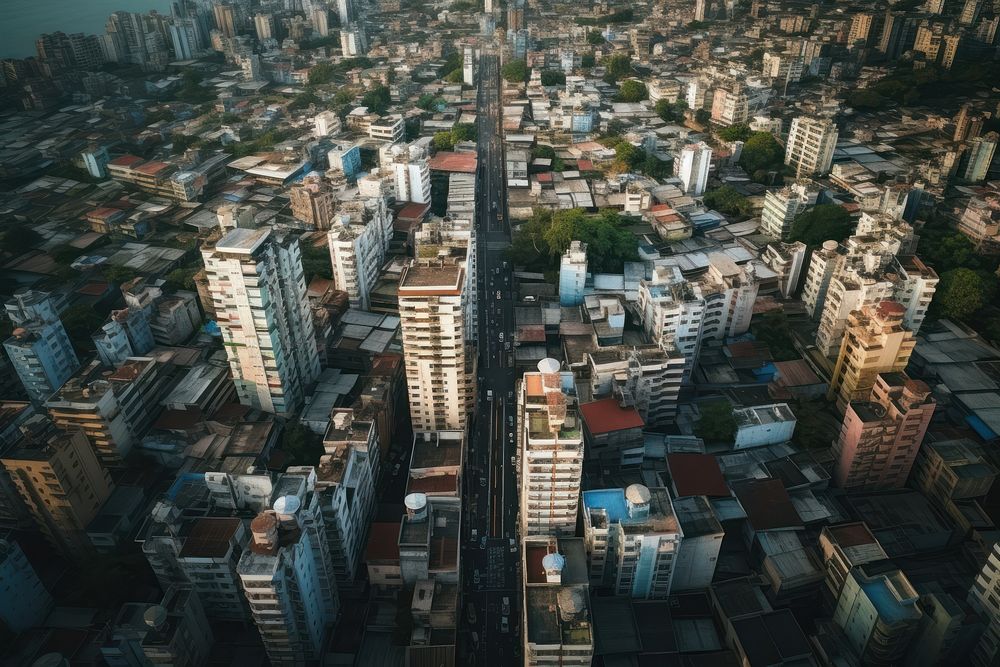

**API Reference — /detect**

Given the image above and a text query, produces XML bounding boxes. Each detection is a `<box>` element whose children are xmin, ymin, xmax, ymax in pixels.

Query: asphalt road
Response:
<box><xmin>459</xmin><ymin>47</ymin><xmax>523</xmax><ymax>666</ymax></box>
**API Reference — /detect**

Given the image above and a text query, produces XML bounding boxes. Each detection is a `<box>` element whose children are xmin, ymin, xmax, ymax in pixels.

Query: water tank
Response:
<box><xmin>537</xmin><ymin>358</ymin><xmax>560</xmax><ymax>374</ymax></box>
<box><xmin>625</xmin><ymin>484</ymin><xmax>651</xmax><ymax>520</ymax></box>
<box><xmin>250</xmin><ymin>511</ymin><xmax>279</xmax><ymax>552</ymax></box>
<box><xmin>273</xmin><ymin>495</ymin><xmax>301</xmax><ymax>517</ymax></box>
<box><xmin>404</xmin><ymin>492</ymin><xmax>428</xmax><ymax>522</ymax></box>
<box><xmin>822</xmin><ymin>240</ymin><xmax>838</xmax><ymax>252</ymax></box>
<box><xmin>542</xmin><ymin>552</ymin><xmax>565</xmax><ymax>584</ymax></box>
<box><xmin>144</xmin><ymin>605</ymin><xmax>168</xmax><ymax>631</ymax></box>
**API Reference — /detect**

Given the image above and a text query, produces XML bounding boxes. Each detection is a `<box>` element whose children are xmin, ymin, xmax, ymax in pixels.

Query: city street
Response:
<box><xmin>460</xmin><ymin>47</ymin><xmax>523</xmax><ymax>666</ymax></box>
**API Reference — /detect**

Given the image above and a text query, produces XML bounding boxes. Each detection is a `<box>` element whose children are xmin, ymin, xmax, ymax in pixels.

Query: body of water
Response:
<box><xmin>1</xmin><ymin>0</ymin><xmax>170</xmax><ymax>59</ymax></box>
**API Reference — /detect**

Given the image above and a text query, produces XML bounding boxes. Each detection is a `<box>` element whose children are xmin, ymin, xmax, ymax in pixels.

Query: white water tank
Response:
<box><xmin>404</xmin><ymin>492</ymin><xmax>428</xmax><ymax>521</ymax></box>
<box><xmin>542</xmin><ymin>552</ymin><xmax>565</xmax><ymax>584</ymax></box>
<box><xmin>537</xmin><ymin>358</ymin><xmax>560</xmax><ymax>374</ymax></box>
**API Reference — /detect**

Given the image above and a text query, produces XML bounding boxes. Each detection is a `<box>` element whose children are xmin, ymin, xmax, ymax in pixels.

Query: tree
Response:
<box><xmin>164</xmin><ymin>266</ymin><xmax>199</xmax><ymax>291</ymax></box>
<box><xmin>581</xmin><ymin>53</ymin><xmax>596</xmax><ymax>68</ymax></box>
<box><xmin>61</xmin><ymin>303</ymin><xmax>103</xmax><ymax>353</ymax></box>
<box><xmin>50</xmin><ymin>244</ymin><xmax>82</xmax><ymax>265</ymax></box>
<box><xmin>586</xmin><ymin>30</ymin><xmax>605</xmax><ymax>45</ymax></box>
<box><xmin>655</xmin><ymin>98</ymin><xmax>687</xmax><ymax>123</ymax></box>
<box><xmin>718</xmin><ymin>123</ymin><xmax>752</xmax><ymax>142</ymax></box>
<box><xmin>103</xmin><ymin>264</ymin><xmax>139</xmax><ymax>285</ymax></box>
<box><xmin>703</xmin><ymin>185</ymin><xmax>753</xmax><ymax>216</ymax></box>
<box><xmin>639</xmin><ymin>155</ymin><xmax>671</xmax><ymax>179</ymax></box>
<box><xmin>540</xmin><ymin>70</ymin><xmax>566</xmax><ymax>86</ymax></box>
<box><xmin>445</xmin><ymin>68</ymin><xmax>464</xmax><ymax>84</ymax></box>
<box><xmin>614</xmin><ymin>141</ymin><xmax>642</xmax><ymax>168</ymax></box>
<box><xmin>933</xmin><ymin>268</ymin><xmax>995</xmax><ymax>320</ymax></box>
<box><xmin>847</xmin><ymin>89</ymin><xmax>889</xmax><ymax>111</ymax></box>
<box><xmin>615</xmin><ymin>79</ymin><xmax>648</xmax><ymax>103</ymax></box>
<box><xmin>738</xmin><ymin>131</ymin><xmax>784</xmax><ymax>179</ymax></box>
<box><xmin>509</xmin><ymin>208</ymin><xmax>637</xmax><ymax>273</ymax></box>
<box><xmin>287</xmin><ymin>90</ymin><xmax>321</xmax><ymax>111</ymax></box>
<box><xmin>433</xmin><ymin>131</ymin><xmax>455</xmax><ymax>151</ymax></box>
<box><xmin>693</xmin><ymin>401</ymin><xmax>737</xmax><ymax>443</ymax></box>
<box><xmin>170</xmin><ymin>133</ymin><xmax>201</xmax><ymax>154</ymax></box>
<box><xmin>603</xmin><ymin>53</ymin><xmax>631</xmax><ymax>82</ymax></box>
<box><xmin>280</xmin><ymin>420</ymin><xmax>324</xmax><ymax>466</ymax></box>
<box><xmin>750</xmin><ymin>312</ymin><xmax>799</xmax><ymax>361</ymax></box>
<box><xmin>416</xmin><ymin>93</ymin><xmax>442</xmax><ymax>111</ymax></box>
<box><xmin>502</xmin><ymin>59</ymin><xmax>528</xmax><ymax>83</ymax></box>
<box><xmin>694</xmin><ymin>108</ymin><xmax>711</xmax><ymax>126</ymax></box>
<box><xmin>788</xmin><ymin>204</ymin><xmax>853</xmax><ymax>247</ymax></box>
<box><xmin>309</xmin><ymin>63</ymin><xmax>336</xmax><ymax>85</ymax></box>
<box><xmin>361</xmin><ymin>85</ymin><xmax>391</xmax><ymax>115</ymax></box>
<box><xmin>300</xmin><ymin>240</ymin><xmax>332</xmax><ymax>283</ymax></box>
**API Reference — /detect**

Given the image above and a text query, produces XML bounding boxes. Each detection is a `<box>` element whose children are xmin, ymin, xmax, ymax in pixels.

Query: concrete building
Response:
<box><xmin>762</xmin><ymin>241</ymin><xmax>808</xmax><ymax>298</ymax></box>
<box><xmin>340</xmin><ymin>24</ymin><xmax>367</xmax><ymax>57</ymax></box>
<box><xmin>92</xmin><ymin>308</ymin><xmax>155</xmax><ymax>367</ymax></box>
<box><xmin>327</xmin><ymin>141</ymin><xmax>362</xmax><ymax>180</ymax></box>
<box><xmin>414</xmin><ymin>216</ymin><xmax>478</xmax><ymax>342</ymax></box>
<box><xmin>289</xmin><ymin>174</ymin><xmax>336</xmax><ymax>230</ymax></box>
<box><xmin>957</xmin><ymin>191</ymin><xmax>1000</xmax><ymax>254</ymax></box>
<box><xmin>733</xmin><ymin>403</ymin><xmax>797</xmax><ymax>449</ymax></box>
<box><xmin>699</xmin><ymin>254</ymin><xmax>759</xmax><ymax>342</ymax></box>
<box><xmin>327</xmin><ymin>197</ymin><xmax>393</xmax><ymax>310</ymax></box>
<box><xmin>677</xmin><ymin>141</ymin><xmax>711</xmax><ymax>196</ymax></box>
<box><xmin>759</xmin><ymin>181</ymin><xmax>818</xmax><ymax>240</ymax></box>
<box><xmin>912</xmin><ymin>439</ymin><xmax>998</xmax><ymax>533</ymax></box>
<box><xmin>587</xmin><ymin>345</ymin><xmax>685</xmax><ymax>426</ymax></box>
<box><xmin>964</xmin><ymin>133</ymin><xmax>998</xmax><ymax>183</ymax></box>
<box><xmin>314</xmin><ymin>110</ymin><xmax>341</xmax><ymax>138</ymax></box>
<box><xmin>833</xmin><ymin>373</ymin><xmax>935</xmax><ymax>490</ymax></box>
<box><xmin>828</xmin><ymin>301</ymin><xmax>917</xmax><ymax>411</ymax></box>
<box><xmin>316</xmin><ymin>410</ymin><xmax>378</xmax><ymax>592</ymax></box>
<box><xmin>581</xmin><ymin>485</ymin><xmax>682</xmax><ymax>598</ymax></box>
<box><xmin>785</xmin><ymin>116</ymin><xmax>838</xmax><ymax>178</ymax></box>
<box><xmin>559</xmin><ymin>241</ymin><xmax>587</xmax><ymax>307</ymax></box>
<box><xmin>398</xmin><ymin>259</ymin><xmax>474</xmax><ymax>431</ymax></box>
<box><xmin>254</xmin><ymin>12</ymin><xmax>275</xmax><ymax>41</ymax></box>
<box><xmin>3</xmin><ymin>290</ymin><xmax>79</xmax><ymax>403</ymax></box>
<box><xmin>2</xmin><ymin>419</ymin><xmax>113</xmax><ymax>559</ymax></box>
<box><xmin>638</xmin><ymin>266</ymin><xmax>706</xmax><ymax>380</ymax></box>
<box><xmin>818</xmin><ymin>523</ymin><xmax>889</xmax><ymax>598</ymax></box>
<box><xmin>0</xmin><ymin>536</ymin><xmax>53</xmax><ymax>632</ymax></box>
<box><xmin>398</xmin><ymin>491</ymin><xmax>461</xmax><ymax>587</ymax></box>
<box><xmin>389</xmin><ymin>144</ymin><xmax>432</xmax><ymax>204</ymax></box>
<box><xmin>201</xmin><ymin>227</ymin><xmax>321</xmax><ymax>415</ymax></box>
<box><xmin>969</xmin><ymin>542</ymin><xmax>1000</xmax><ymax>665</ymax></box>
<box><xmin>833</xmin><ymin>566</ymin><xmax>923</xmax><ymax>665</ymax></box>
<box><xmin>239</xmin><ymin>494</ymin><xmax>339</xmax><ymax>665</ymax></box>
<box><xmin>106</xmin><ymin>586</ymin><xmax>214</xmax><ymax>667</ymax></box>
<box><xmin>670</xmin><ymin>495</ymin><xmax>724</xmax><ymax>591</ymax></box>
<box><xmin>522</xmin><ymin>536</ymin><xmax>593</xmax><ymax>666</ymax></box>
<box><xmin>802</xmin><ymin>240</ymin><xmax>843</xmax><ymax>319</ymax></box>
<box><xmin>463</xmin><ymin>45</ymin><xmax>475</xmax><ymax>86</ymax></box>
<box><xmin>519</xmin><ymin>362</ymin><xmax>583</xmax><ymax>538</ymax></box>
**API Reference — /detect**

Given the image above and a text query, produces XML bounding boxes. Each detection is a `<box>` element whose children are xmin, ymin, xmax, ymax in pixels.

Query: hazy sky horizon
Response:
<box><xmin>2</xmin><ymin>0</ymin><xmax>170</xmax><ymax>59</ymax></box>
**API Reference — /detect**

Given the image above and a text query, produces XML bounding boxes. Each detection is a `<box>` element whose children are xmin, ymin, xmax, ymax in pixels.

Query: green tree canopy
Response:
<box><xmin>717</xmin><ymin>123</ymin><xmax>752</xmax><ymax>142</ymax></box>
<box><xmin>361</xmin><ymin>85</ymin><xmax>391</xmax><ymax>115</ymax></box>
<box><xmin>587</xmin><ymin>30</ymin><xmax>605</xmax><ymax>45</ymax></box>
<box><xmin>603</xmin><ymin>53</ymin><xmax>632</xmax><ymax>82</ymax></box>
<box><xmin>693</xmin><ymin>400</ymin><xmax>737</xmax><ymax>443</ymax></box>
<box><xmin>654</xmin><ymin>98</ymin><xmax>687</xmax><ymax>123</ymax></box>
<box><xmin>581</xmin><ymin>53</ymin><xmax>596</xmax><ymax>68</ymax></box>
<box><xmin>738</xmin><ymin>131</ymin><xmax>784</xmax><ymax>179</ymax></box>
<box><xmin>501</xmin><ymin>59</ymin><xmax>528</xmax><ymax>83</ymax></box>
<box><xmin>280</xmin><ymin>420</ymin><xmax>324</xmax><ymax>466</ymax></box>
<box><xmin>702</xmin><ymin>185</ymin><xmax>753</xmax><ymax>216</ymax></box>
<box><xmin>933</xmin><ymin>268</ymin><xmax>996</xmax><ymax>320</ymax></box>
<box><xmin>540</xmin><ymin>70</ymin><xmax>566</xmax><ymax>86</ymax></box>
<box><xmin>308</xmin><ymin>63</ymin><xmax>336</xmax><ymax>85</ymax></box>
<box><xmin>694</xmin><ymin>108</ymin><xmax>711</xmax><ymax>125</ymax></box>
<box><xmin>614</xmin><ymin>141</ymin><xmax>642</xmax><ymax>168</ymax></box>
<box><xmin>509</xmin><ymin>208</ymin><xmax>638</xmax><ymax>273</ymax></box>
<box><xmin>616</xmin><ymin>79</ymin><xmax>648</xmax><ymax>103</ymax></box>
<box><xmin>788</xmin><ymin>204</ymin><xmax>853</xmax><ymax>247</ymax></box>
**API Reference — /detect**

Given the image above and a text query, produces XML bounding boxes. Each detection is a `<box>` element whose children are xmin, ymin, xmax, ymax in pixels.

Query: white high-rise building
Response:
<box><xmin>3</xmin><ymin>290</ymin><xmax>80</xmax><ymax>403</ymax></box>
<box><xmin>519</xmin><ymin>361</ymin><xmax>584</xmax><ymax>538</ymax></box>
<box><xmin>759</xmin><ymin>180</ymin><xmax>819</xmax><ymax>240</ymax></box>
<box><xmin>785</xmin><ymin>116</ymin><xmax>838</xmax><ymax>178</ymax></box>
<box><xmin>310</xmin><ymin>7</ymin><xmax>330</xmax><ymax>36</ymax></box>
<box><xmin>699</xmin><ymin>254</ymin><xmax>759</xmax><ymax>341</ymax></box>
<box><xmin>340</xmin><ymin>24</ymin><xmax>366</xmax><ymax>56</ymax></box>
<box><xmin>336</xmin><ymin>0</ymin><xmax>353</xmax><ymax>25</ymax></box>
<box><xmin>239</xmin><ymin>475</ymin><xmax>339</xmax><ymax>665</ymax></box>
<box><xmin>581</xmin><ymin>485</ymin><xmax>682</xmax><ymax>598</ymax></box>
<box><xmin>463</xmin><ymin>45</ymin><xmax>475</xmax><ymax>86</ymax></box>
<box><xmin>201</xmin><ymin>227</ymin><xmax>320</xmax><ymax>415</ymax></box>
<box><xmin>254</xmin><ymin>13</ymin><xmax>275</xmax><ymax>41</ymax></box>
<box><xmin>637</xmin><ymin>266</ymin><xmax>706</xmax><ymax>379</ymax></box>
<box><xmin>389</xmin><ymin>144</ymin><xmax>432</xmax><ymax>204</ymax></box>
<box><xmin>677</xmin><ymin>141</ymin><xmax>712</xmax><ymax>195</ymax></box>
<box><xmin>314</xmin><ymin>110</ymin><xmax>341</xmax><ymax>138</ymax></box>
<box><xmin>398</xmin><ymin>259</ymin><xmax>474</xmax><ymax>432</ymax></box>
<box><xmin>559</xmin><ymin>241</ymin><xmax>588</xmax><ymax>307</ymax></box>
<box><xmin>802</xmin><ymin>240</ymin><xmax>844</xmax><ymax>318</ymax></box>
<box><xmin>327</xmin><ymin>197</ymin><xmax>393</xmax><ymax>310</ymax></box>
<box><xmin>414</xmin><ymin>216</ymin><xmax>478</xmax><ymax>342</ymax></box>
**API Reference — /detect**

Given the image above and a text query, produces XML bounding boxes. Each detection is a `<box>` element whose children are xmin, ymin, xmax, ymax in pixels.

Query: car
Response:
<box><xmin>500</xmin><ymin>616</ymin><xmax>509</xmax><ymax>633</ymax></box>
<box><xmin>508</xmin><ymin>538</ymin><xmax>516</xmax><ymax>553</ymax></box>
<box><xmin>502</xmin><ymin>596</ymin><xmax>511</xmax><ymax>615</ymax></box>
<box><xmin>487</xmin><ymin>389</ymin><xmax>493</xmax><ymax>401</ymax></box>
<box><xmin>511</xmin><ymin>456</ymin><xmax>516</xmax><ymax>467</ymax></box>
<box><xmin>480</xmin><ymin>536</ymin><xmax>488</xmax><ymax>549</ymax></box>
<box><xmin>523</xmin><ymin>295</ymin><xmax>536</xmax><ymax>303</ymax></box>
<box><xmin>498</xmin><ymin>332</ymin><xmax>504</xmax><ymax>342</ymax></box>
<box><xmin>479</xmin><ymin>477</ymin><xmax>487</xmax><ymax>488</ymax></box>
<box><xmin>473</xmin><ymin>569</ymin><xmax>481</xmax><ymax>584</ymax></box>
<box><xmin>496</xmin><ymin>290</ymin><xmax>502</xmax><ymax>300</ymax></box>
<box><xmin>471</xmin><ymin>528</ymin><xmax>478</xmax><ymax>542</ymax></box>
<box><xmin>467</xmin><ymin>603</ymin><xmax>477</xmax><ymax>625</ymax></box>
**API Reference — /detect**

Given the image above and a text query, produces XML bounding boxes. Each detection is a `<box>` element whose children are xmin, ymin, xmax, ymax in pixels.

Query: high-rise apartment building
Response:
<box><xmin>311</xmin><ymin>7</ymin><xmax>330</xmax><ymax>36</ymax></box>
<box><xmin>676</xmin><ymin>141</ymin><xmax>712</xmax><ymax>195</ymax></box>
<box><xmin>587</xmin><ymin>345</ymin><xmax>685</xmax><ymax>426</ymax></box>
<box><xmin>336</xmin><ymin>0</ymin><xmax>353</xmax><ymax>25</ymax></box>
<box><xmin>762</xmin><ymin>241</ymin><xmax>808</xmax><ymax>298</ymax></box>
<box><xmin>201</xmin><ymin>227</ymin><xmax>321</xmax><ymax>415</ymax></box>
<box><xmin>519</xmin><ymin>362</ymin><xmax>584</xmax><ymax>538</ymax></box>
<box><xmin>957</xmin><ymin>191</ymin><xmax>1000</xmax><ymax>253</ymax></box>
<box><xmin>828</xmin><ymin>301</ymin><xmax>917</xmax><ymax>411</ymax></box>
<box><xmin>785</xmin><ymin>116</ymin><xmax>838</xmax><ymax>178</ymax></box>
<box><xmin>559</xmin><ymin>241</ymin><xmax>588</xmax><ymax>307</ymax></box>
<box><xmin>700</xmin><ymin>254</ymin><xmax>759</xmax><ymax>341</ymax></box>
<box><xmin>254</xmin><ymin>12</ymin><xmax>275</xmax><ymax>41</ymax></box>
<box><xmin>2</xmin><ymin>418</ymin><xmax>113</xmax><ymax>559</ymax></box>
<box><xmin>389</xmin><ymin>144</ymin><xmax>432</xmax><ymax>204</ymax></box>
<box><xmin>833</xmin><ymin>566</ymin><xmax>923</xmax><ymax>664</ymax></box>
<box><xmin>413</xmin><ymin>215</ymin><xmax>479</xmax><ymax>342</ymax></box>
<box><xmin>340</xmin><ymin>25</ymin><xmax>367</xmax><ymax>56</ymax></box>
<box><xmin>848</xmin><ymin>13</ymin><xmax>874</xmax><ymax>46</ymax></box>
<box><xmin>582</xmin><ymin>485</ymin><xmax>682</xmax><ymax>598</ymax></box>
<box><xmin>833</xmin><ymin>373</ymin><xmax>934</xmax><ymax>490</ymax></box>
<box><xmin>92</xmin><ymin>307</ymin><xmax>155</xmax><ymax>367</ymax></box>
<box><xmin>964</xmin><ymin>133</ymin><xmax>998</xmax><ymax>183</ymax></box>
<box><xmin>239</xmin><ymin>498</ymin><xmax>339</xmax><ymax>665</ymax></box>
<box><xmin>213</xmin><ymin>3</ymin><xmax>237</xmax><ymax>38</ymax></box>
<box><xmin>3</xmin><ymin>290</ymin><xmax>79</xmax><ymax>403</ymax></box>
<box><xmin>290</xmin><ymin>175</ymin><xmax>336</xmax><ymax>230</ymax></box>
<box><xmin>327</xmin><ymin>197</ymin><xmax>393</xmax><ymax>310</ymax></box>
<box><xmin>0</xmin><ymin>536</ymin><xmax>53</xmax><ymax>632</ymax></box>
<box><xmin>314</xmin><ymin>110</ymin><xmax>341</xmax><ymax>138</ymax></box>
<box><xmin>638</xmin><ymin>266</ymin><xmax>706</xmax><ymax>378</ymax></box>
<box><xmin>759</xmin><ymin>180</ymin><xmax>818</xmax><ymax>240</ymax></box>
<box><xmin>969</xmin><ymin>542</ymin><xmax>1000</xmax><ymax>665</ymax></box>
<box><xmin>398</xmin><ymin>259</ymin><xmax>474</xmax><ymax>431</ymax></box>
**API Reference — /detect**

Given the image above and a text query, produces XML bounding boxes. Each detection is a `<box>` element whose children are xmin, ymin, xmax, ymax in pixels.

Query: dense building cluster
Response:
<box><xmin>1</xmin><ymin>0</ymin><xmax>1000</xmax><ymax>665</ymax></box>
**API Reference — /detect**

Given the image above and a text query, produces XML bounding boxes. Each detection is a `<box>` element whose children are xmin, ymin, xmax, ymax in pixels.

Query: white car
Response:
<box><xmin>502</xmin><ymin>596</ymin><xmax>510</xmax><ymax>615</ymax></box>
<box><xmin>500</xmin><ymin>616</ymin><xmax>509</xmax><ymax>633</ymax></box>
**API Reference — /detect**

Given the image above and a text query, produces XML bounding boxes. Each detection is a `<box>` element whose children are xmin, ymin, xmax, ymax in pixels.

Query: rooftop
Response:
<box><xmin>582</xmin><ymin>486</ymin><xmax>679</xmax><ymax>534</ymax></box>
<box><xmin>398</xmin><ymin>262</ymin><xmax>463</xmax><ymax>293</ymax></box>
<box><xmin>667</xmin><ymin>453</ymin><xmax>730</xmax><ymax>498</ymax></box>
<box><xmin>215</xmin><ymin>226</ymin><xmax>271</xmax><ymax>254</ymax></box>
<box><xmin>579</xmin><ymin>398</ymin><xmax>645</xmax><ymax>435</ymax></box>
<box><xmin>732</xmin><ymin>478</ymin><xmax>802</xmax><ymax>531</ymax></box>
<box><xmin>178</xmin><ymin>517</ymin><xmax>242</xmax><ymax>559</ymax></box>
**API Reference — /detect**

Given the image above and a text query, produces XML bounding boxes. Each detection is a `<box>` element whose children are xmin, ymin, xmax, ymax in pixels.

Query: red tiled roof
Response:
<box><xmin>428</xmin><ymin>151</ymin><xmax>477</xmax><ymax>173</ymax></box>
<box><xmin>365</xmin><ymin>521</ymin><xmax>401</xmax><ymax>563</ymax></box>
<box><xmin>732</xmin><ymin>478</ymin><xmax>801</xmax><ymax>531</ymax></box>
<box><xmin>134</xmin><ymin>161</ymin><xmax>171</xmax><ymax>176</ymax></box>
<box><xmin>109</xmin><ymin>154</ymin><xmax>144</xmax><ymax>167</ymax></box>
<box><xmin>397</xmin><ymin>202</ymin><xmax>430</xmax><ymax>222</ymax></box>
<box><xmin>408</xmin><ymin>473</ymin><xmax>458</xmax><ymax>494</ymax></box>
<box><xmin>579</xmin><ymin>398</ymin><xmax>645</xmax><ymax>435</ymax></box>
<box><xmin>536</xmin><ymin>172</ymin><xmax>553</xmax><ymax>183</ymax></box>
<box><xmin>86</xmin><ymin>207</ymin><xmax>123</xmax><ymax>221</ymax></box>
<box><xmin>75</xmin><ymin>282</ymin><xmax>109</xmax><ymax>296</ymax></box>
<box><xmin>667</xmin><ymin>453</ymin><xmax>730</xmax><ymax>498</ymax></box>
<box><xmin>576</xmin><ymin>159</ymin><xmax>594</xmax><ymax>171</ymax></box>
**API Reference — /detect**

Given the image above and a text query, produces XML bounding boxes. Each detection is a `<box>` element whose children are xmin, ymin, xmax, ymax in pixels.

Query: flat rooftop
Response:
<box><xmin>411</xmin><ymin>430</ymin><xmax>464</xmax><ymax>469</ymax></box>
<box><xmin>178</xmin><ymin>517</ymin><xmax>242</xmax><ymax>559</ymax></box>
<box><xmin>398</xmin><ymin>263</ymin><xmax>463</xmax><ymax>293</ymax></box>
